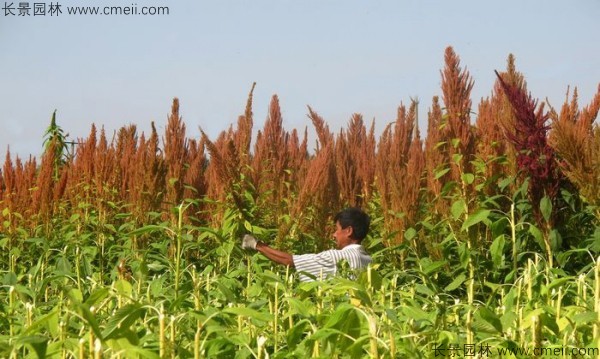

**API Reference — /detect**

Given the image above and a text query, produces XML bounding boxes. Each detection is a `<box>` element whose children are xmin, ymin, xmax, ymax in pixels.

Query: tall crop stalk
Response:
<box><xmin>8</xmin><ymin>286</ymin><xmax>14</xmax><ymax>344</ymax></box>
<box><xmin>78</xmin><ymin>338</ymin><xmax>84</xmax><ymax>359</ymax></box>
<box><xmin>174</xmin><ymin>202</ymin><xmax>186</xmax><ymax>296</ymax></box>
<box><xmin>170</xmin><ymin>315</ymin><xmax>176</xmax><ymax>358</ymax></box>
<box><xmin>93</xmin><ymin>338</ymin><xmax>101</xmax><ymax>359</ymax></box>
<box><xmin>595</xmin><ymin>257</ymin><xmax>600</xmax><ymax>349</ymax></box>
<box><xmin>273</xmin><ymin>281</ymin><xmax>279</xmax><ymax>352</ymax></box>
<box><xmin>159</xmin><ymin>304</ymin><xmax>166</xmax><ymax>358</ymax></box>
<box><xmin>510</xmin><ymin>203</ymin><xmax>518</xmax><ymax>277</ymax></box>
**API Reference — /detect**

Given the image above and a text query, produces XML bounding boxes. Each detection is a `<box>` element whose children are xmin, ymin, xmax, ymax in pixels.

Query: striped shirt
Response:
<box><xmin>292</xmin><ymin>244</ymin><xmax>372</xmax><ymax>282</ymax></box>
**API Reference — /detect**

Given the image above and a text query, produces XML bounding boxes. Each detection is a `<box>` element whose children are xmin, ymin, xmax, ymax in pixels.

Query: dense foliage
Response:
<box><xmin>1</xmin><ymin>47</ymin><xmax>599</xmax><ymax>358</ymax></box>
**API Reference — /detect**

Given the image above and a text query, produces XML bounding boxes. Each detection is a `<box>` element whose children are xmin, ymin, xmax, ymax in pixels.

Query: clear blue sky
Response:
<box><xmin>1</xmin><ymin>0</ymin><xmax>599</xmax><ymax>160</ymax></box>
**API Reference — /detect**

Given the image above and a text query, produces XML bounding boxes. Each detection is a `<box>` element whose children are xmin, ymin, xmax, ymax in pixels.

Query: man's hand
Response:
<box><xmin>242</xmin><ymin>234</ymin><xmax>258</xmax><ymax>250</ymax></box>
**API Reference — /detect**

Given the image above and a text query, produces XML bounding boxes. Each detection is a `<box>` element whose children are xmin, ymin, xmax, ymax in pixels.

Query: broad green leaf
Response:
<box><xmin>114</xmin><ymin>279</ymin><xmax>133</xmax><ymax>298</ymax></box>
<box><xmin>77</xmin><ymin>303</ymin><xmax>103</xmax><ymax>340</ymax></box>
<box><xmin>461</xmin><ymin>173</ymin><xmax>475</xmax><ymax>185</ymax></box>
<box><xmin>542</xmin><ymin>277</ymin><xmax>571</xmax><ymax>295</ymax></box>
<box><xmin>128</xmin><ymin>225</ymin><xmax>167</xmax><ymax>236</ymax></box>
<box><xmin>23</xmin><ymin>309</ymin><xmax>58</xmax><ymax>336</ymax></box>
<box><xmin>223</xmin><ymin>307</ymin><xmax>273</xmax><ymax>323</ymax></box>
<box><xmin>444</xmin><ymin>273</ymin><xmax>466</xmax><ymax>292</ymax></box>
<box><xmin>451</xmin><ymin>199</ymin><xmax>466</xmax><ymax>220</ymax></box>
<box><xmin>415</xmin><ymin>284</ymin><xmax>435</xmax><ymax>296</ymax></box>
<box><xmin>500</xmin><ymin>311</ymin><xmax>517</xmax><ymax>331</ymax></box>
<box><xmin>498</xmin><ymin>177</ymin><xmax>512</xmax><ymax>190</ymax></box>
<box><xmin>15</xmin><ymin>335</ymin><xmax>48</xmax><ymax>359</ymax></box>
<box><xmin>461</xmin><ymin>209</ymin><xmax>491</xmax><ymax>232</ymax></box>
<box><xmin>285</xmin><ymin>298</ymin><xmax>311</xmax><ymax>318</ymax></box>
<box><xmin>557</xmin><ymin>317</ymin><xmax>570</xmax><ymax>331</ymax></box>
<box><xmin>3</xmin><ymin>272</ymin><xmax>17</xmax><ymax>286</ymax></box>
<box><xmin>404</xmin><ymin>227</ymin><xmax>417</xmax><ymax>241</ymax></box>
<box><xmin>528</xmin><ymin>225</ymin><xmax>545</xmax><ymax>250</ymax></box>
<box><xmin>344</xmin><ymin>335</ymin><xmax>370</xmax><ymax>358</ymax></box>
<box><xmin>478</xmin><ymin>306</ymin><xmax>502</xmax><ymax>333</ymax></box>
<box><xmin>549</xmin><ymin>229</ymin><xmax>562</xmax><ymax>251</ymax></box>
<box><xmin>402</xmin><ymin>306</ymin><xmax>433</xmax><ymax>323</ymax></box>
<box><xmin>573</xmin><ymin>311</ymin><xmax>597</xmax><ymax>325</ymax></box>
<box><xmin>422</xmin><ymin>260</ymin><xmax>447</xmax><ymax>275</ymax></box>
<box><xmin>102</xmin><ymin>303</ymin><xmax>145</xmax><ymax>340</ymax></box>
<box><xmin>521</xmin><ymin>308</ymin><xmax>545</xmax><ymax>329</ymax></box>
<box><xmin>491</xmin><ymin>218</ymin><xmax>508</xmax><ymax>239</ymax></box>
<box><xmin>540</xmin><ymin>311</ymin><xmax>559</xmax><ymax>336</ymax></box>
<box><xmin>540</xmin><ymin>195</ymin><xmax>552</xmax><ymax>223</ymax></box>
<box><xmin>310</xmin><ymin>327</ymin><xmax>344</xmax><ymax>341</ymax></box>
<box><xmin>84</xmin><ymin>288</ymin><xmax>109</xmax><ymax>307</ymax></box>
<box><xmin>490</xmin><ymin>236</ymin><xmax>505</xmax><ymax>267</ymax></box>
<box><xmin>324</xmin><ymin>304</ymin><xmax>353</xmax><ymax>328</ymax></box>
<box><xmin>68</xmin><ymin>288</ymin><xmax>83</xmax><ymax>303</ymax></box>
<box><xmin>434</xmin><ymin>168</ymin><xmax>450</xmax><ymax>180</ymax></box>
<box><xmin>216</xmin><ymin>282</ymin><xmax>236</xmax><ymax>303</ymax></box>
<box><xmin>106</xmin><ymin>335</ymin><xmax>160</xmax><ymax>359</ymax></box>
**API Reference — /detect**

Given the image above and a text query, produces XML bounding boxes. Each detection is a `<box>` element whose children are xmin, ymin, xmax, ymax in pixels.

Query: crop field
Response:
<box><xmin>1</xmin><ymin>47</ymin><xmax>600</xmax><ymax>358</ymax></box>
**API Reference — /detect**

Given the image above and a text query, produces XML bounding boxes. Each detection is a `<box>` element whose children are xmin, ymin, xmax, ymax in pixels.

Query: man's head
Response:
<box><xmin>333</xmin><ymin>207</ymin><xmax>370</xmax><ymax>248</ymax></box>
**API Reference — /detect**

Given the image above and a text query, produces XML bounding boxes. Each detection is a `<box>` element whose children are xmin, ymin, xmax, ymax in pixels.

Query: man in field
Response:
<box><xmin>242</xmin><ymin>207</ymin><xmax>372</xmax><ymax>282</ymax></box>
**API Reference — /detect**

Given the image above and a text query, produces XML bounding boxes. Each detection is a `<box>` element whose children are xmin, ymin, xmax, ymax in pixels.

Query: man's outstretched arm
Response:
<box><xmin>256</xmin><ymin>242</ymin><xmax>294</xmax><ymax>267</ymax></box>
<box><xmin>242</xmin><ymin>234</ymin><xmax>294</xmax><ymax>267</ymax></box>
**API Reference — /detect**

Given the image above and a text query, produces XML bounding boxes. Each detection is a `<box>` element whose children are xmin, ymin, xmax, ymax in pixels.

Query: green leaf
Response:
<box><xmin>404</xmin><ymin>227</ymin><xmax>417</xmax><ymax>241</ymax></box>
<box><xmin>23</xmin><ymin>309</ymin><xmax>58</xmax><ymax>336</ymax></box>
<box><xmin>540</xmin><ymin>195</ymin><xmax>552</xmax><ymax>223</ymax></box>
<box><xmin>102</xmin><ymin>303</ymin><xmax>145</xmax><ymax>340</ymax></box>
<box><xmin>444</xmin><ymin>273</ymin><xmax>466</xmax><ymax>292</ymax></box>
<box><xmin>461</xmin><ymin>209</ymin><xmax>491</xmax><ymax>232</ymax></box>
<box><xmin>128</xmin><ymin>225</ymin><xmax>167</xmax><ymax>236</ymax></box>
<box><xmin>461</xmin><ymin>173</ymin><xmax>475</xmax><ymax>185</ymax></box>
<box><xmin>478</xmin><ymin>307</ymin><xmax>503</xmax><ymax>333</ymax></box>
<box><xmin>490</xmin><ymin>236</ymin><xmax>505</xmax><ymax>268</ymax></box>
<box><xmin>223</xmin><ymin>307</ymin><xmax>273</xmax><ymax>323</ymax></box>
<box><xmin>114</xmin><ymin>279</ymin><xmax>133</xmax><ymax>298</ymax></box>
<box><xmin>324</xmin><ymin>304</ymin><xmax>354</xmax><ymax>328</ymax></box>
<box><xmin>68</xmin><ymin>288</ymin><xmax>83</xmax><ymax>303</ymax></box>
<box><xmin>85</xmin><ymin>288</ymin><xmax>109</xmax><ymax>307</ymax></box>
<box><xmin>544</xmin><ymin>277</ymin><xmax>571</xmax><ymax>294</ymax></box>
<box><xmin>540</xmin><ymin>311</ymin><xmax>559</xmax><ymax>336</ymax></box>
<box><xmin>216</xmin><ymin>282</ymin><xmax>236</xmax><ymax>303</ymax></box>
<box><xmin>528</xmin><ymin>225</ymin><xmax>544</xmax><ymax>250</ymax></box>
<box><xmin>422</xmin><ymin>260</ymin><xmax>447</xmax><ymax>275</ymax></box>
<box><xmin>310</xmin><ymin>327</ymin><xmax>344</xmax><ymax>341</ymax></box>
<box><xmin>415</xmin><ymin>284</ymin><xmax>435</xmax><ymax>296</ymax></box>
<box><xmin>285</xmin><ymin>298</ymin><xmax>311</xmax><ymax>318</ymax></box>
<box><xmin>3</xmin><ymin>272</ymin><xmax>17</xmax><ymax>286</ymax></box>
<box><xmin>498</xmin><ymin>177</ymin><xmax>512</xmax><ymax>190</ymax></box>
<box><xmin>549</xmin><ymin>229</ymin><xmax>562</xmax><ymax>252</ymax></box>
<box><xmin>491</xmin><ymin>218</ymin><xmax>508</xmax><ymax>239</ymax></box>
<box><xmin>287</xmin><ymin>319</ymin><xmax>310</xmax><ymax>349</ymax></box>
<box><xmin>434</xmin><ymin>168</ymin><xmax>450</xmax><ymax>180</ymax></box>
<box><xmin>402</xmin><ymin>306</ymin><xmax>433</xmax><ymax>323</ymax></box>
<box><xmin>451</xmin><ymin>200</ymin><xmax>466</xmax><ymax>220</ymax></box>
<box><xmin>15</xmin><ymin>335</ymin><xmax>48</xmax><ymax>359</ymax></box>
<box><xmin>573</xmin><ymin>311</ymin><xmax>597</xmax><ymax>325</ymax></box>
<box><xmin>77</xmin><ymin>303</ymin><xmax>103</xmax><ymax>340</ymax></box>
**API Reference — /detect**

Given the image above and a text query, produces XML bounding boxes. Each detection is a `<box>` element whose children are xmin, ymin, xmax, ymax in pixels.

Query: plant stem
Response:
<box><xmin>511</xmin><ymin>204</ymin><xmax>518</xmax><ymax>279</ymax></box>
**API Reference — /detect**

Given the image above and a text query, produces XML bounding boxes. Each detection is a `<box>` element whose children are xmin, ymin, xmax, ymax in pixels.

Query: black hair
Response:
<box><xmin>334</xmin><ymin>207</ymin><xmax>370</xmax><ymax>241</ymax></box>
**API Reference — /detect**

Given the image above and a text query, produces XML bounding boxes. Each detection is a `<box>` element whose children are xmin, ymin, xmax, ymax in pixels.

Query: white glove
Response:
<box><xmin>242</xmin><ymin>234</ymin><xmax>258</xmax><ymax>250</ymax></box>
